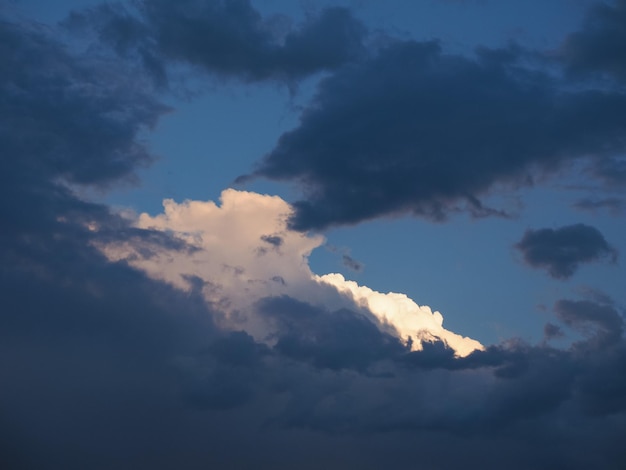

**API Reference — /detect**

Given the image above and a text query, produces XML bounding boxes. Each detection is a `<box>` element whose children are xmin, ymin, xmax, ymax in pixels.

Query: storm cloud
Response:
<box><xmin>515</xmin><ymin>224</ymin><xmax>617</xmax><ymax>279</ymax></box>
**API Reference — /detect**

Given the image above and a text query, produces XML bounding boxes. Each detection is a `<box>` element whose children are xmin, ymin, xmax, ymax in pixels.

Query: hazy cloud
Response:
<box><xmin>544</xmin><ymin>322</ymin><xmax>564</xmax><ymax>340</ymax></box>
<box><xmin>573</xmin><ymin>197</ymin><xmax>626</xmax><ymax>215</ymax></box>
<box><xmin>554</xmin><ymin>298</ymin><xmax>624</xmax><ymax>347</ymax></box>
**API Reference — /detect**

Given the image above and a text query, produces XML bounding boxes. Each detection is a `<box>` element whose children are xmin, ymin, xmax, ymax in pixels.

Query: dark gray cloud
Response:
<box><xmin>515</xmin><ymin>224</ymin><xmax>617</xmax><ymax>279</ymax></box>
<box><xmin>243</xmin><ymin>39</ymin><xmax>626</xmax><ymax>230</ymax></box>
<box><xmin>559</xmin><ymin>0</ymin><xmax>626</xmax><ymax>82</ymax></box>
<box><xmin>65</xmin><ymin>0</ymin><xmax>367</xmax><ymax>85</ymax></box>
<box><xmin>0</xmin><ymin>19</ymin><xmax>167</xmax><ymax>189</ymax></box>
<box><xmin>552</xmin><ymin>298</ymin><xmax>626</xmax><ymax>415</ymax></box>
<box><xmin>257</xmin><ymin>296</ymin><xmax>406</xmax><ymax>371</ymax></box>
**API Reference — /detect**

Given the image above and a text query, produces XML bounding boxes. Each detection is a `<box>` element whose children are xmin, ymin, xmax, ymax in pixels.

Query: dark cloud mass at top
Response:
<box><xmin>65</xmin><ymin>0</ymin><xmax>367</xmax><ymax>85</ymax></box>
<box><xmin>2</xmin><ymin>2</ymin><xmax>626</xmax><ymax>469</ymax></box>
<box><xmin>515</xmin><ymin>224</ymin><xmax>617</xmax><ymax>279</ymax></box>
<box><xmin>242</xmin><ymin>5</ymin><xmax>626</xmax><ymax>230</ymax></box>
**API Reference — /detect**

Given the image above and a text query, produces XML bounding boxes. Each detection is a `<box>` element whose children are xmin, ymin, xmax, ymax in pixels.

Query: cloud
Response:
<box><xmin>65</xmin><ymin>0</ymin><xmax>367</xmax><ymax>85</ymax></box>
<box><xmin>573</xmin><ymin>197</ymin><xmax>626</xmax><ymax>215</ymax></box>
<box><xmin>544</xmin><ymin>322</ymin><xmax>564</xmax><ymax>340</ymax></box>
<box><xmin>98</xmin><ymin>189</ymin><xmax>483</xmax><ymax>357</ymax></box>
<box><xmin>514</xmin><ymin>223</ymin><xmax>618</xmax><ymax>279</ymax></box>
<box><xmin>257</xmin><ymin>296</ymin><xmax>405</xmax><ymax>371</ymax></box>
<box><xmin>0</xmin><ymin>18</ymin><xmax>167</xmax><ymax>191</ymax></box>
<box><xmin>318</xmin><ymin>272</ymin><xmax>483</xmax><ymax>357</ymax></box>
<box><xmin>241</xmin><ymin>38</ymin><xmax>626</xmax><ymax>229</ymax></box>
<box><xmin>589</xmin><ymin>155</ymin><xmax>626</xmax><ymax>187</ymax></box>
<box><xmin>341</xmin><ymin>254</ymin><xmax>363</xmax><ymax>271</ymax></box>
<box><xmin>2</xmin><ymin>4</ymin><xmax>626</xmax><ymax>469</ymax></box>
<box><xmin>554</xmin><ymin>298</ymin><xmax>624</xmax><ymax>347</ymax></box>
<box><xmin>558</xmin><ymin>0</ymin><xmax>626</xmax><ymax>82</ymax></box>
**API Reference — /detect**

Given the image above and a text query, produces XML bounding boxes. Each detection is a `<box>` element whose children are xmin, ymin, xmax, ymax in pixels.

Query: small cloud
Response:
<box><xmin>260</xmin><ymin>234</ymin><xmax>283</xmax><ymax>247</ymax></box>
<box><xmin>544</xmin><ymin>322</ymin><xmax>564</xmax><ymax>341</ymax></box>
<box><xmin>514</xmin><ymin>224</ymin><xmax>618</xmax><ymax>279</ymax></box>
<box><xmin>342</xmin><ymin>254</ymin><xmax>363</xmax><ymax>272</ymax></box>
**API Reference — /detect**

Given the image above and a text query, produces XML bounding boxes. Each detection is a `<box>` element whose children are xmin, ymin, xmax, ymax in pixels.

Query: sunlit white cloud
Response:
<box><xmin>317</xmin><ymin>273</ymin><xmax>484</xmax><ymax>357</ymax></box>
<box><xmin>97</xmin><ymin>189</ymin><xmax>482</xmax><ymax>356</ymax></box>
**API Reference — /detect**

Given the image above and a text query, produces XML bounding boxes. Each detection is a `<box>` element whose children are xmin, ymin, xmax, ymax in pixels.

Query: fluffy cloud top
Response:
<box><xmin>98</xmin><ymin>189</ymin><xmax>482</xmax><ymax>356</ymax></box>
<box><xmin>318</xmin><ymin>273</ymin><xmax>483</xmax><ymax>357</ymax></box>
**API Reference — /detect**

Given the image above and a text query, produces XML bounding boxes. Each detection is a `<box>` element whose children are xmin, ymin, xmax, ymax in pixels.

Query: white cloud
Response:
<box><xmin>97</xmin><ymin>189</ymin><xmax>483</xmax><ymax>356</ymax></box>
<box><xmin>317</xmin><ymin>273</ymin><xmax>484</xmax><ymax>357</ymax></box>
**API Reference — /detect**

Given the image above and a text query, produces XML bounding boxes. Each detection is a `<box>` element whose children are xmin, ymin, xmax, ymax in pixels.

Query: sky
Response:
<box><xmin>1</xmin><ymin>0</ymin><xmax>626</xmax><ymax>468</ymax></box>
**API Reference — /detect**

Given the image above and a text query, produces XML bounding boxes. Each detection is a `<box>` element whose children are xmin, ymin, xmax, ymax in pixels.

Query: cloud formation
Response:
<box><xmin>319</xmin><ymin>272</ymin><xmax>483</xmax><ymax>357</ymax></box>
<box><xmin>559</xmin><ymin>0</ymin><xmax>626</xmax><ymax>82</ymax></box>
<box><xmin>515</xmin><ymin>223</ymin><xmax>617</xmax><ymax>279</ymax></box>
<box><xmin>241</xmin><ymin>38</ymin><xmax>626</xmax><ymax>230</ymax></box>
<box><xmin>554</xmin><ymin>298</ymin><xmax>624</xmax><ymax>347</ymax></box>
<box><xmin>98</xmin><ymin>189</ymin><xmax>482</xmax><ymax>357</ymax></box>
<box><xmin>2</xmin><ymin>3</ymin><xmax>626</xmax><ymax>469</ymax></box>
<box><xmin>65</xmin><ymin>0</ymin><xmax>367</xmax><ymax>85</ymax></box>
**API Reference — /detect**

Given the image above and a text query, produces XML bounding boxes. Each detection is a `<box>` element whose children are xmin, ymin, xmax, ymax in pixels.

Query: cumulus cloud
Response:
<box><xmin>318</xmin><ymin>273</ymin><xmax>483</xmax><ymax>357</ymax></box>
<box><xmin>515</xmin><ymin>223</ymin><xmax>618</xmax><ymax>279</ymax></box>
<box><xmin>97</xmin><ymin>189</ymin><xmax>483</xmax><ymax>357</ymax></box>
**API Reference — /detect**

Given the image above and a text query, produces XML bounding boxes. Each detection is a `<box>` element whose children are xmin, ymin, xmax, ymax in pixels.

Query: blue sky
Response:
<box><xmin>2</xmin><ymin>1</ymin><xmax>626</xmax><ymax>468</ymax></box>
